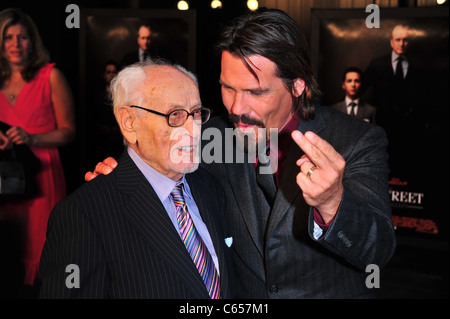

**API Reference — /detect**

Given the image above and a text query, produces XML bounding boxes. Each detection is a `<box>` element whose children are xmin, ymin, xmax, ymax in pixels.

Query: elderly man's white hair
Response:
<box><xmin>110</xmin><ymin>59</ymin><xmax>198</xmax><ymax>112</ymax></box>
<box><xmin>109</xmin><ymin>59</ymin><xmax>198</xmax><ymax>147</ymax></box>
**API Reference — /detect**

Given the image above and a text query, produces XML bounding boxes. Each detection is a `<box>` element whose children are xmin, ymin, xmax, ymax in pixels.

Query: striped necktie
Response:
<box><xmin>171</xmin><ymin>184</ymin><xmax>221</xmax><ymax>299</ymax></box>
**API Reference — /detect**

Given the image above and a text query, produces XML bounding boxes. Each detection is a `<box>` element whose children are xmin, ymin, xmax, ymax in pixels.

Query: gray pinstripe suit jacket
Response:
<box><xmin>39</xmin><ymin>151</ymin><xmax>233</xmax><ymax>299</ymax></box>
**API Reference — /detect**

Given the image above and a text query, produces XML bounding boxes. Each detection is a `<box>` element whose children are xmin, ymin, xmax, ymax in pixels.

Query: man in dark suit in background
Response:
<box><xmin>120</xmin><ymin>25</ymin><xmax>153</xmax><ymax>68</ymax></box>
<box><xmin>362</xmin><ymin>24</ymin><xmax>425</xmax><ymax>176</ymax></box>
<box><xmin>39</xmin><ymin>60</ymin><xmax>232</xmax><ymax>298</ymax></box>
<box><xmin>331</xmin><ymin>67</ymin><xmax>376</xmax><ymax>123</ymax></box>
<box><xmin>87</xmin><ymin>9</ymin><xmax>396</xmax><ymax>298</ymax></box>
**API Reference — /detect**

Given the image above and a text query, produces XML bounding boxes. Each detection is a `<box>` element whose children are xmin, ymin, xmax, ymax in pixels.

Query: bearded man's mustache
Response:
<box><xmin>228</xmin><ymin>114</ymin><xmax>264</xmax><ymax>128</ymax></box>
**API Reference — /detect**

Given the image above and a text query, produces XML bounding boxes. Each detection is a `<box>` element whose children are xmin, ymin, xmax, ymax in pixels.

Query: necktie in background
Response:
<box><xmin>142</xmin><ymin>50</ymin><xmax>149</xmax><ymax>61</ymax></box>
<box><xmin>395</xmin><ymin>56</ymin><xmax>404</xmax><ymax>81</ymax></box>
<box><xmin>171</xmin><ymin>184</ymin><xmax>221</xmax><ymax>299</ymax></box>
<box><xmin>349</xmin><ymin>102</ymin><xmax>356</xmax><ymax>117</ymax></box>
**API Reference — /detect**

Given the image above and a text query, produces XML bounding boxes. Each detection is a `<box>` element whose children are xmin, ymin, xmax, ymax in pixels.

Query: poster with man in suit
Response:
<box><xmin>331</xmin><ymin>66</ymin><xmax>377</xmax><ymax>123</ymax></box>
<box><xmin>311</xmin><ymin>7</ymin><xmax>448</xmax><ymax>241</ymax></box>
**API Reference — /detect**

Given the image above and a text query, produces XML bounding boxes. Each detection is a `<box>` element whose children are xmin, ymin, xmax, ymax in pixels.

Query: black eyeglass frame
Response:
<box><xmin>130</xmin><ymin>105</ymin><xmax>212</xmax><ymax>127</ymax></box>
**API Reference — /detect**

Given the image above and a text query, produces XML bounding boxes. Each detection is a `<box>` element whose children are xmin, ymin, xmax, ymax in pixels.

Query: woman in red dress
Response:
<box><xmin>0</xmin><ymin>8</ymin><xmax>75</xmax><ymax>287</ymax></box>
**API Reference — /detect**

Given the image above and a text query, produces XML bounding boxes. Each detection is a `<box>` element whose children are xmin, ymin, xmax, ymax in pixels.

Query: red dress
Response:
<box><xmin>0</xmin><ymin>63</ymin><xmax>66</xmax><ymax>285</ymax></box>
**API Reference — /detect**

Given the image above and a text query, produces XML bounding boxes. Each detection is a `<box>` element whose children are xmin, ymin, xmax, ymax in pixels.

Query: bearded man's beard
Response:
<box><xmin>228</xmin><ymin>113</ymin><xmax>268</xmax><ymax>156</ymax></box>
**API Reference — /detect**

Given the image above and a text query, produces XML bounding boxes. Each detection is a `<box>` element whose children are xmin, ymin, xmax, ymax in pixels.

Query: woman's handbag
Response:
<box><xmin>0</xmin><ymin>121</ymin><xmax>41</xmax><ymax>198</ymax></box>
<box><xmin>0</xmin><ymin>148</ymin><xmax>26</xmax><ymax>195</ymax></box>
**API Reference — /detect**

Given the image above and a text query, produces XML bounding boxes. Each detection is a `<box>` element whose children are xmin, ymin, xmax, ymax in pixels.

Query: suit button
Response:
<box><xmin>269</xmin><ymin>285</ymin><xmax>278</xmax><ymax>294</ymax></box>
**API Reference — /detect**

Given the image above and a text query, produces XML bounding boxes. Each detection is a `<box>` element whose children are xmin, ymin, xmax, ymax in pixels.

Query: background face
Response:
<box><xmin>137</xmin><ymin>26</ymin><xmax>152</xmax><ymax>51</ymax></box>
<box><xmin>390</xmin><ymin>26</ymin><xmax>409</xmax><ymax>55</ymax></box>
<box><xmin>2</xmin><ymin>24</ymin><xmax>32</xmax><ymax>66</ymax></box>
<box><xmin>342</xmin><ymin>71</ymin><xmax>361</xmax><ymax>99</ymax></box>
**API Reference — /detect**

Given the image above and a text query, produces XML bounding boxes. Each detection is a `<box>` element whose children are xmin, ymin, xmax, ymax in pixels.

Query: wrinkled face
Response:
<box><xmin>342</xmin><ymin>72</ymin><xmax>361</xmax><ymax>100</ymax></box>
<box><xmin>2</xmin><ymin>24</ymin><xmax>31</xmax><ymax>66</ymax></box>
<box><xmin>137</xmin><ymin>26</ymin><xmax>151</xmax><ymax>51</ymax></box>
<box><xmin>220</xmin><ymin>51</ymin><xmax>304</xmax><ymax>154</ymax></box>
<box><xmin>129</xmin><ymin>66</ymin><xmax>201</xmax><ymax>181</ymax></box>
<box><xmin>390</xmin><ymin>26</ymin><xmax>409</xmax><ymax>55</ymax></box>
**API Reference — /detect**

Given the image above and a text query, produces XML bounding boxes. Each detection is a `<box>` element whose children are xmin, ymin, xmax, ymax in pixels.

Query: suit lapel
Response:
<box><xmin>225</xmin><ymin>152</ymin><xmax>266</xmax><ymax>257</ymax></box>
<box><xmin>337</xmin><ymin>101</ymin><xmax>347</xmax><ymax>114</ymax></box>
<box><xmin>357</xmin><ymin>102</ymin><xmax>368</xmax><ymax>119</ymax></box>
<box><xmin>266</xmin><ymin>110</ymin><xmax>327</xmax><ymax>239</ymax></box>
<box><xmin>115</xmin><ymin>152</ymin><xmax>209</xmax><ymax>298</ymax></box>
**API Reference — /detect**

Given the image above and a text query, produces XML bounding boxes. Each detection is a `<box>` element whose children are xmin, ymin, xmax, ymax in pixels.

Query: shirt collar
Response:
<box><xmin>139</xmin><ymin>47</ymin><xmax>147</xmax><ymax>60</ymax></box>
<box><xmin>127</xmin><ymin>146</ymin><xmax>191</xmax><ymax>202</ymax></box>
<box><xmin>392</xmin><ymin>51</ymin><xmax>406</xmax><ymax>63</ymax></box>
<box><xmin>273</xmin><ymin>111</ymin><xmax>300</xmax><ymax>161</ymax></box>
<box><xmin>345</xmin><ymin>97</ymin><xmax>359</xmax><ymax>106</ymax></box>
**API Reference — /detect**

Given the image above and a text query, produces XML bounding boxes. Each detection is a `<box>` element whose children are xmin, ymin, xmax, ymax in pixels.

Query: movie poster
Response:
<box><xmin>311</xmin><ymin>7</ymin><xmax>449</xmax><ymax>241</ymax></box>
<box><xmin>78</xmin><ymin>8</ymin><xmax>196</xmax><ymax>168</ymax></box>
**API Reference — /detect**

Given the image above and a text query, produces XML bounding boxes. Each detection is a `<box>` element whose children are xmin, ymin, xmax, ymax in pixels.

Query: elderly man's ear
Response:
<box><xmin>116</xmin><ymin>106</ymin><xmax>138</xmax><ymax>145</ymax></box>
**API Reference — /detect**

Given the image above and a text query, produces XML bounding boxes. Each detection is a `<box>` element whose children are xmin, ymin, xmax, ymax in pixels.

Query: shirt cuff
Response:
<box><xmin>313</xmin><ymin>208</ymin><xmax>334</xmax><ymax>232</ymax></box>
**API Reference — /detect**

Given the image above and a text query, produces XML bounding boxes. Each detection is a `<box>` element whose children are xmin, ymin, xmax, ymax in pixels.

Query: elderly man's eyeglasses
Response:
<box><xmin>130</xmin><ymin>105</ymin><xmax>211</xmax><ymax>127</ymax></box>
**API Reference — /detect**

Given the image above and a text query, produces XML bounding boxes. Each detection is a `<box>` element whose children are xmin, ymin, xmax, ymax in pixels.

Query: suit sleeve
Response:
<box><xmin>39</xmin><ymin>199</ymin><xmax>110</xmax><ymax>298</ymax></box>
<box><xmin>312</xmin><ymin>125</ymin><xmax>396</xmax><ymax>270</ymax></box>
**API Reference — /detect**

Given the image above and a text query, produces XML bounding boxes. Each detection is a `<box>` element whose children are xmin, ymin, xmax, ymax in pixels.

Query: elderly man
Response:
<box><xmin>39</xmin><ymin>60</ymin><xmax>232</xmax><ymax>299</ymax></box>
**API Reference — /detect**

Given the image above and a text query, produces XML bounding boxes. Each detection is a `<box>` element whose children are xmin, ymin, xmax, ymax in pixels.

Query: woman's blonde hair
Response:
<box><xmin>0</xmin><ymin>8</ymin><xmax>50</xmax><ymax>88</ymax></box>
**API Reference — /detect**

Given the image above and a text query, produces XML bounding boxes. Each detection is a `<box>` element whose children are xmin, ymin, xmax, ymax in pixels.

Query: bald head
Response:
<box><xmin>390</xmin><ymin>25</ymin><xmax>409</xmax><ymax>55</ymax></box>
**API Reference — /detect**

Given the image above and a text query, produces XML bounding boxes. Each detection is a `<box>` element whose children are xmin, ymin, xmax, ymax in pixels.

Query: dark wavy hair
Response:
<box><xmin>0</xmin><ymin>8</ymin><xmax>50</xmax><ymax>88</ymax></box>
<box><xmin>214</xmin><ymin>8</ymin><xmax>321</xmax><ymax>121</ymax></box>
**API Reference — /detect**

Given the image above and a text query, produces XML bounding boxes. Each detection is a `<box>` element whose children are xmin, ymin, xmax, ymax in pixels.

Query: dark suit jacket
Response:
<box><xmin>330</xmin><ymin>101</ymin><xmax>377</xmax><ymax>124</ymax></box>
<box><xmin>201</xmin><ymin>105</ymin><xmax>396</xmax><ymax>298</ymax></box>
<box><xmin>362</xmin><ymin>54</ymin><xmax>422</xmax><ymax>125</ymax></box>
<box><xmin>120</xmin><ymin>50</ymin><xmax>140</xmax><ymax>69</ymax></box>
<box><xmin>39</xmin><ymin>151</ymin><xmax>233</xmax><ymax>299</ymax></box>
<box><xmin>362</xmin><ymin>53</ymin><xmax>427</xmax><ymax>176</ymax></box>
